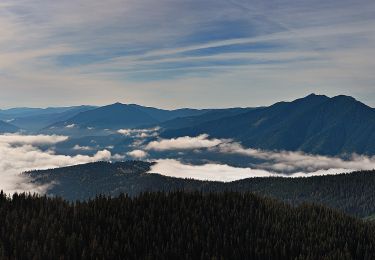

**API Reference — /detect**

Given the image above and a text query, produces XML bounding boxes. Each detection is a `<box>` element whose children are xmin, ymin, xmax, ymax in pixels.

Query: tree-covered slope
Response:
<box><xmin>162</xmin><ymin>94</ymin><xmax>375</xmax><ymax>155</ymax></box>
<box><xmin>27</xmin><ymin>161</ymin><xmax>375</xmax><ymax>217</ymax></box>
<box><xmin>26</xmin><ymin>161</ymin><xmax>153</xmax><ymax>201</ymax></box>
<box><xmin>1</xmin><ymin>191</ymin><xmax>374</xmax><ymax>259</ymax></box>
<box><xmin>0</xmin><ymin>120</ymin><xmax>19</xmax><ymax>133</ymax></box>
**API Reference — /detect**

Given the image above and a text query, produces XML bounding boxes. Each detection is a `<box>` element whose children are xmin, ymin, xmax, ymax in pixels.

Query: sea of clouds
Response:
<box><xmin>149</xmin><ymin>159</ymin><xmax>352</xmax><ymax>182</ymax></box>
<box><xmin>144</xmin><ymin>134</ymin><xmax>375</xmax><ymax>181</ymax></box>
<box><xmin>2</xmin><ymin>132</ymin><xmax>375</xmax><ymax>194</ymax></box>
<box><xmin>0</xmin><ymin>134</ymin><xmax>112</xmax><ymax>194</ymax></box>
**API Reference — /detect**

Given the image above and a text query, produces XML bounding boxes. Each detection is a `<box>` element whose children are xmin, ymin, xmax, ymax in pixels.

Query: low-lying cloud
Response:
<box><xmin>0</xmin><ymin>134</ymin><xmax>68</xmax><ymax>145</ymax></box>
<box><xmin>216</xmin><ymin>142</ymin><xmax>375</xmax><ymax>173</ymax></box>
<box><xmin>144</xmin><ymin>134</ymin><xmax>375</xmax><ymax>174</ymax></box>
<box><xmin>118</xmin><ymin>127</ymin><xmax>159</xmax><ymax>138</ymax></box>
<box><xmin>3</xmin><ymin>132</ymin><xmax>375</xmax><ymax>194</ymax></box>
<box><xmin>127</xmin><ymin>150</ymin><xmax>148</xmax><ymax>159</ymax></box>
<box><xmin>149</xmin><ymin>159</ymin><xmax>352</xmax><ymax>182</ymax></box>
<box><xmin>0</xmin><ymin>134</ymin><xmax>112</xmax><ymax>194</ymax></box>
<box><xmin>73</xmin><ymin>144</ymin><xmax>94</xmax><ymax>151</ymax></box>
<box><xmin>145</xmin><ymin>134</ymin><xmax>224</xmax><ymax>151</ymax></box>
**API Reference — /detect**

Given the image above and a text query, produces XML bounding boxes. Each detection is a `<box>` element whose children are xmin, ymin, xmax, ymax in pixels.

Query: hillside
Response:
<box><xmin>0</xmin><ymin>120</ymin><xmax>19</xmax><ymax>133</ymax></box>
<box><xmin>161</xmin><ymin>94</ymin><xmax>375</xmax><ymax>155</ymax></box>
<box><xmin>27</xmin><ymin>161</ymin><xmax>375</xmax><ymax>217</ymax></box>
<box><xmin>1</xmin><ymin>191</ymin><xmax>374</xmax><ymax>259</ymax></box>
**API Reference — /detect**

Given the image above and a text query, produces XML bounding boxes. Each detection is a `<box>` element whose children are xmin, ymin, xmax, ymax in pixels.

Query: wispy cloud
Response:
<box><xmin>1</xmin><ymin>0</ymin><xmax>375</xmax><ymax>107</ymax></box>
<box><xmin>0</xmin><ymin>134</ymin><xmax>68</xmax><ymax>145</ymax></box>
<box><xmin>145</xmin><ymin>134</ymin><xmax>224</xmax><ymax>151</ymax></box>
<box><xmin>118</xmin><ymin>127</ymin><xmax>159</xmax><ymax>138</ymax></box>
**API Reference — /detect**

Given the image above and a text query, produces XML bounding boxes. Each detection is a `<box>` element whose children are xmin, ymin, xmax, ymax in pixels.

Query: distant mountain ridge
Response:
<box><xmin>0</xmin><ymin>106</ymin><xmax>97</xmax><ymax>131</ymax></box>
<box><xmin>0</xmin><ymin>120</ymin><xmax>19</xmax><ymax>133</ymax></box>
<box><xmin>2</xmin><ymin>94</ymin><xmax>375</xmax><ymax>155</ymax></box>
<box><xmin>48</xmin><ymin>103</ymin><xmax>210</xmax><ymax>130</ymax></box>
<box><xmin>0</xmin><ymin>106</ymin><xmax>93</xmax><ymax>119</ymax></box>
<box><xmin>159</xmin><ymin>107</ymin><xmax>256</xmax><ymax>130</ymax></box>
<box><xmin>12</xmin><ymin>106</ymin><xmax>96</xmax><ymax>131</ymax></box>
<box><xmin>161</xmin><ymin>94</ymin><xmax>375</xmax><ymax>155</ymax></box>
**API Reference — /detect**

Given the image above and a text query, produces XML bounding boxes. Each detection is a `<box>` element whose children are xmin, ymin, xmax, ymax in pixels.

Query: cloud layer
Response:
<box><xmin>0</xmin><ymin>134</ymin><xmax>112</xmax><ymax>194</ymax></box>
<box><xmin>0</xmin><ymin>134</ymin><xmax>68</xmax><ymax>145</ymax></box>
<box><xmin>144</xmin><ymin>134</ymin><xmax>375</xmax><ymax>176</ymax></box>
<box><xmin>2</xmin><ymin>132</ymin><xmax>375</xmax><ymax>193</ymax></box>
<box><xmin>216</xmin><ymin>142</ymin><xmax>375</xmax><ymax>173</ymax></box>
<box><xmin>149</xmin><ymin>159</ymin><xmax>352</xmax><ymax>182</ymax></box>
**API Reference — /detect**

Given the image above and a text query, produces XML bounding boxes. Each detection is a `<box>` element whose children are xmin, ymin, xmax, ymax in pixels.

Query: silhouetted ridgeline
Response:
<box><xmin>0</xmin><ymin>191</ymin><xmax>375</xmax><ymax>259</ymax></box>
<box><xmin>27</xmin><ymin>161</ymin><xmax>375</xmax><ymax>218</ymax></box>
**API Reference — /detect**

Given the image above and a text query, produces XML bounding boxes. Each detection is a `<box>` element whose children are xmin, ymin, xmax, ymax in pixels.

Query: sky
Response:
<box><xmin>1</xmin><ymin>0</ymin><xmax>375</xmax><ymax>109</ymax></box>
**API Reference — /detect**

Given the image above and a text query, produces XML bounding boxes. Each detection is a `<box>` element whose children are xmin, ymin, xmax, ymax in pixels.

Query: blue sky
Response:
<box><xmin>0</xmin><ymin>0</ymin><xmax>375</xmax><ymax>108</ymax></box>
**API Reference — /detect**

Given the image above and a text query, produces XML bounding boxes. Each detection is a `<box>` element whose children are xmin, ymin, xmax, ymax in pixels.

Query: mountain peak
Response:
<box><xmin>305</xmin><ymin>93</ymin><xmax>328</xmax><ymax>99</ymax></box>
<box><xmin>291</xmin><ymin>93</ymin><xmax>329</xmax><ymax>105</ymax></box>
<box><xmin>112</xmin><ymin>102</ymin><xmax>126</xmax><ymax>106</ymax></box>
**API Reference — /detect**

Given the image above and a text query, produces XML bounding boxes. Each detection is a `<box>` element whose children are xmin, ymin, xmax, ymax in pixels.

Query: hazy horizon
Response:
<box><xmin>0</xmin><ymin>93</ymin><xmax>372</xmax><ymax>110</ymax></box>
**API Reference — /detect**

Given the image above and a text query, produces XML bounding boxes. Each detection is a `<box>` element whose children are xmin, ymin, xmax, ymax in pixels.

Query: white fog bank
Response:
<box><xmin>0</xmin><ymin>134</ymin><xmax>112</xmax><ymax>194</ymax></box>
<box><xmin>149</xmin><ymin>159</ymin><xmax>353</xmax><ymax>182</ymax></box>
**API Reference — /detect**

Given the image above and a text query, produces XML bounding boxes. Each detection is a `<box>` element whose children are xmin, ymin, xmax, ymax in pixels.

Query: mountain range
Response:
<box><xmin>2</xmin><ymin>93</ymin><xmax>375</xmax><ymax>155</ymax></box>
<box><xmin>0</xmin><ymin>106</ymin><xmax>96</xmax><ymax>132</ymax></box>
<box><xmin>47</xmin><ymin>103</ymin><xmax>209</xmax><ymax>130</ymax></box>
<box><xmin>161</xmin><ymin>94</ymin><xmax>375</xmax><ymax>155</ymax></box>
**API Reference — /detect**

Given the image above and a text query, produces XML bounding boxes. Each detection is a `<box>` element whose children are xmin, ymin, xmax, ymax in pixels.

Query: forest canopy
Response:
<box><xmin>0</xmin><ymin>191</ymin><xmax>374</xmax><ymax>259</ymax></box>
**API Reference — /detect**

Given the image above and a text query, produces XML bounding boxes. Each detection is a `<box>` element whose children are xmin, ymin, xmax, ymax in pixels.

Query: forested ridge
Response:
<box><xmin>28</xmin><ymin>161</ymin><xmax>375</xmax><ymax>218</ymax></box>
<box><xmin>161</xmin><ymin>94</ymin><xmax>375</xmax><ymax>155</ymax></box>
<box><xmin>209</xmin><ymin>171</ymin><xmax>375</xmax><ymax>218</ymax></box>
<box><xmin>1</xmin><ymin>191</ymin><xmax>375</xmax><ymax>259</ymax></box>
